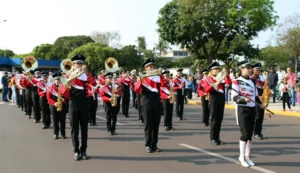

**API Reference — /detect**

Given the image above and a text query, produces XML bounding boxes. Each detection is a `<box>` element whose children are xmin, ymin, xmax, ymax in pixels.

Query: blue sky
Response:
<box><xmin>0</xmin><ymin>0</ymin><xmax>299</xmax><ymax>54</ymax></box>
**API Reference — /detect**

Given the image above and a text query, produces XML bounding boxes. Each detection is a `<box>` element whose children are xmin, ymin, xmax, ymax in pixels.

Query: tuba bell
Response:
<box><xmin>21</xmin><ymin>56</ymin><xmax>38</xmax><ymax>73</ymax></box>
<box><xmin>60</xmin><ymin>59</ymin><xmax>73</xmax><ymax>73</ymax></box>
<box><xmin>105</xmin><ymin>57</ymin><xmax>119</xmax><ymax>72</ymax></box>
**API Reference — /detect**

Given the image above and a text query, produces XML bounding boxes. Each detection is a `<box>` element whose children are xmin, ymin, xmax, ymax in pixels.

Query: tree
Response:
<box><xmin>173</xmin><ymin>56</ymin><xmax>194</xmax><ymax>68</ymax></box>
<box><xmin>0</xmin><ymin>49</ymin><xmax>15</xmax><ymax>57</ymax></box>
<box><xmin>32</xmin><ymin>44</ymin><xmax>53</xmax><ymax>60</ymax></box>
<box><xmin>260</xmin><ymin>46</ymin><xmax>290</xmax><ymax>69</ymax></box>
<box><xmin>143</xmin><ymin>49</ymin><xmax>156</xmax><ymax>59</ymax></box>
<box><xmin>118</xmin><ymin>45</ymin><xmax>143</xmax><ymax>71</ymax></box>
<box><xmin>51</xmin><ymin>35</ymin><xmax>94</xmax><ymax>60</ymax></box>
<box><xmin>90</xmin><ymin>31</ymin><xmax>121</xmax><ymax>48</ymax></box>
<box><xmin>136</xmin><ymin>36</ymin><xmax>147</xmax><ymax>55</ymax></box>
<box><xmin>277</xmin><ymin>13</ymin><xmax>300</xmax><ymax>73</ymax></box>
<box><xmin>69</xmin><ymin>43</ymin><xmax>118</xmax><ymax>74</ymax></box>
<box><xmin>153</xmin><ymin>39</ymin><xmax>171</xmax><ymax>56</ymax></box>
<box><xmin>155</xmin><ymin>57</ymin><xmax>174</xmax><ymax>68</ymax></box>
<box><xmin>157</xmin><ymin>0</ymin><xmax>278</xmax><ymax>64</ymax></box>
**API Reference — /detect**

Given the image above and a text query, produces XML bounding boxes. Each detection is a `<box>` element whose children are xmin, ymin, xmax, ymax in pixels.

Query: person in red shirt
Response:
<box><xmin>197</xmin><ymin>69</ymin><xmax>210</xmax><ymax>126</ymax></box>
<box><xmin>173</xmin><ymin>69</ymin><xmax>185</xmax><ymax>120</ymax></box>
<box><xmin>134</xmin><ymin>58</ymin><xmax>163</xmax><ymax>153</ymax></box>
<box><xmin>37</xmin><ymin>72</ymin><xmax>51</xmax><ymax>127</ymax></box>
<box><xmin>19</xmin><ymin>70</ymin><xmax>34</xmax><ymax>118</ymax></box>
<box><xmin>47</xmin><ymin>73</ymin><xmax>69</xmax><ymax>139</ymax></box>
<box><xmin>160</xmin><ymin>70</ymin><xmax>175</xmax><ymax>131</ymax></box>
<box><xmin>119</xmin><ymin>70</ymin><xmax>131</xmax><ymax>117</ymax></box>
<box><xmin>87</xmin><ymin>74</ymin><xmax>98</xmax><ymax>126</ymax></box>
<box><xmin>98</xmin><ymin>70</ymin><xmax>105</xmax><ymax>86</ymax></box>
<box><xmin>100</xmin><ymin>72</ymin><xmax>121</xmax><ymax>135</ymax></box>
<box><xmin>202</xmin><ymin>62</ymin><xmax>231</xmax><ymax>146</ymax></box>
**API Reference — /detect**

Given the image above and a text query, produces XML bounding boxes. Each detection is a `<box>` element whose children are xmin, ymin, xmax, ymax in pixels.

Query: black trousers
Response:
<box><xmin>209</xmin><ymin>91</ymin><xmax>225</xmax><ymax>140</ymax></box>
<box><xmin>137</xmin><ymin>94</ymin><xmax>143</xmax><ymax>122</ymax></box>
<box><xmin>69</xmin><ymin>100</ymin><xmax>88</xmax><ymax>153</ymax></box>
<box><xmin>187</xmin><ymin>88</ymin><xmax>192</xmax><ymax>99</ymax></box>
<box><xmin>15</xmin><ymin>87</ymin><xmax>20</xmax><ymax>105</ymax></box>
<box><xmin>237</xmin><ymin>106</ymin><xmax>255</xmax><ymax>142</ymax></box>
<box><xmin>50</xmin><ymin>105</ymin><xmax>66</xmax><ymax>136</ymax></box>
<box><xmin>132</xmin><ymin>89</ymin><xmax>136</xmax><ymax>107</ymax></box>
<box><xmin>175</xmin><ymin>94</ymin><xmax>184</xmax><ymax>118</ymax></box>
<box><xmin>122</xmin><ymin>92</ymin><xmax>130</xmax><ymax>115</ymax></box>
<box><xmin>88</xmin><ymin>96</ymin><xmax>98</xmax><ymax>124</ymax></box>
<box><xmin>25</xmin><ymin>87</ymin><xmax>33</xmax><ymax>116</ymax></box>
<box><xmin>104</xmin><ymin>102</ymin><xmax>118</xmax><ymax>131</ymax></box>
<box><xmin>20</xmin><ymin>89</ymin><xmax>25</xmax><ymax>111</ymax></box>
<box><xmin>142</xmin><ymin>103</ymin><xmax>161</xmax><ymax>147</ymax></box>
<box><xmin>254</xmin><ymin>104</ymin><xmax>265</xmax><ymax>136</ymax></box>
<box><xmin>163</xmin><ymin>99</ymin><xmax>174</xmax><ymax>127</ymax></box>
<box><xmin>201</xmin><ymin>96</ymin><xmax>210</xmax><ymax>124</ymax></box>
<box><xmin>282</xmin><ymin>92</ymin><xmax>291</xmax><ymax>110</ymax></box>
<box><xmin>40</xmin><ymin>96</ymin><xmax>50</xmax><ymax>125</ymax></box>
<box><xmin>32</xmin><ymin>87</ymin><xmax>41</xmax><ymax>121</ymax></box>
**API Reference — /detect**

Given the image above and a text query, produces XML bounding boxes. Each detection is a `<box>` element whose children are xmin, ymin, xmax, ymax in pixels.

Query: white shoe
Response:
<box><xmin>245</xmin><ymin>156</ymin><xmax>255</xmax><ymax>166</ymax></box>
<box><xmin>239</xmin><ymin>156</ymin><xmax>250</xmax><ymax>167</ymax></box>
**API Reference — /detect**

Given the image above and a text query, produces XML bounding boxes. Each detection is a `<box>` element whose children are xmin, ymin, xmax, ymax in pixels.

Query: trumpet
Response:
<box><xmin>138</xmin><ymin>68</ymin><xmax>162</xmax><ymax>80</ymax></box>
<box><xmin>209</xmin><ymin>69</ymin><xmax>227</xmax><ymax>91</ymax></box>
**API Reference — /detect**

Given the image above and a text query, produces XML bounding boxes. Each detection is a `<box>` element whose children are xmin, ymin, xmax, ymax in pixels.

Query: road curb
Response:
<box><xmin>188</xmin><ymin>100</ymin><xmax>300</xmax><ymax>117</ymax></box>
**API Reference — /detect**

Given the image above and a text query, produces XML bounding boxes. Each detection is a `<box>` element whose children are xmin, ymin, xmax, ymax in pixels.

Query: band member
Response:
<box><xmin>130</xmin><ymin>70</ymin><xmax>137</xmax><ymax>108</ymax></box>
<box><xmin>17</xmin><ymin>74</ymin><xmax>26</xmax><ymax>113</ymax></box>
<box><xmin>98</xmin><ymin>70</ymin><xmax>105</xmax><ymax>86</ymax></box>
<box><xmin>160</xmin><ymin>70</ymin><xmax>175</xmax><ymax>131</ymax></box>
<box><xmin>31</xmin><ymin>71</ymin><xmax>42</xmax><ymax>123</ymax></box>
<box><xmin>119</xmin><ymin>70</ymin><xmax>131</xmax><ymax>117</ymax></box>
<box><xmin>100</xmin><ymin>72</ymin><xmax>121</xmax><ymax>135</ymax></box>
<box><xmin>134</xmin><ymin>58</ymin><xmax>163</xmax><ymax>153</ymax></box>
<box><xmin>68</xmin><ymin>54</ymin><xmax>93</xmax><ymax>160</ymax></box>
<box><xmin>203</xmin><ymin>62</ymin><xmax>231</xmax><ymax>145</ymax></box>
<box><xmin>231</xmin><ymin>60</ymin><xmax>265</xmax><ymax>167</ymax></box>
<box><xmin>197</xmin><ymin>69</ymin><xmax>210</xmax><ymax>126</ymax></box>
<box><xmin>251</xmin><ymin>63</ymin><xmax>266</xmax><ymax>140</ymax></box>
<box><xmin>19</xmin><ymin>71</ymin><xmax>33</xmax><ymax>118</ymax></box>
<box><xmin>112</xmin><ymin>76</ymin><xmax>122</xmax><ymax>115</ymax></box>
<box><xmin>37</xmin><ymin>72</ymin><xmax>52</xmax><ymax>128</ymax></box>
<box><xmin>173</xmin><ymin>69</ymin><xmax>185</xmax><ymax>120</ymax></box>
<box><xmin>47</xmin><ymin>73</ymin><xmax>70</xmax><ymax>139</ymax></box>
<box><xmin>135</xmin><ymin>77</ymin><xmax>143</xmax><ymax>123</ymax></box>
<box><xmin>87</xmin><ymin>74</ymin><xmax>98</xmax><ymax>126</ymax></box>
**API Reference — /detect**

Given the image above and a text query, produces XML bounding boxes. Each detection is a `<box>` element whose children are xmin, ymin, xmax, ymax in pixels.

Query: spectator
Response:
<box><xmin>277</xmin><ymin>67</ymin><xmax>286</xmax><ymax>99</ymax></box>
<box><xmin>186</xmin><ymin>75</ymin><xmax>194</xmax><ymax>99</ymax></box>
<box><xmin>279</xmin><ymin>78</ymin><xmax>292</xmax><ymax>111</ymax></box>
<box><xmin>296</xmin><ymin>79</ymin><xmax>300</xmax><ymax>112</ymax></box>
<box><xmin>1</xmin><ymin>72</ymin><xmax>9</xmax><ymax>102</ymax></box>
<box><xmin>268</xmin><ymin>67</ymin><xmax>278</xmax><ymax>103</ymax></box>
<box><xmin>285</xmin><ymin>67</ymin><xmax>296</xmax><ymax>106</ymax></box>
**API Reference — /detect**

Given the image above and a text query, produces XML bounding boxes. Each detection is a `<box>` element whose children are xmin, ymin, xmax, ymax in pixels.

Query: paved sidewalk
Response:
<box><xmin>187</xmin><ymin>94</ymin><xmax>300</xmax><ymax>117</ymax></box>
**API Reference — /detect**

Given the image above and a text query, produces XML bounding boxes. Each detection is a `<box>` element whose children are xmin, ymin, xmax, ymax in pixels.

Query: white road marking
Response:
<box><xmin>179</xmin><ymin>143</ymin><xmax>277</xmax><ymax>173</ymax></box>
<box><xmin>96</xmin><ymin>116</ymin><xmax>124</xmax><ymax>126</ymax></box>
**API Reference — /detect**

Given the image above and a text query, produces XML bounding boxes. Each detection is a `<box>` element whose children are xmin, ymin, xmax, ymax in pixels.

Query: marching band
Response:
<box><xmin>9</xmin><ymin>54</ymin><xmax>271</xmax><ymax>167</ymax></box>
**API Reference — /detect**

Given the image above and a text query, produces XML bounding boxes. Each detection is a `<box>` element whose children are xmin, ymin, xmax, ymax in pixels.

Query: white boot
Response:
<box><xmin>245</xmin><ymin>140</ymin><xmax>255</xmax><ymax>166</ymax></box>
<box><xmin>239</xmin><ymin>140</ymin><xmax>250</xmax><ymax>168</ymax></box>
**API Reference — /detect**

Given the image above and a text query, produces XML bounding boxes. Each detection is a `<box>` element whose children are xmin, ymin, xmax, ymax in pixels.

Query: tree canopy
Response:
<box><xmin>90</xmin><ymin>31</ymin><xmax>121</xmax><ymax>48</ymax></box>
<box><xmin>157</xmin><ymin>0</ymin><xmax>278</xmax><ymax>64</ymax></box>
<box><xmin>0</xmin><ymin>49</ymin><xmax>15</xmax><ymax>57</ymax></box>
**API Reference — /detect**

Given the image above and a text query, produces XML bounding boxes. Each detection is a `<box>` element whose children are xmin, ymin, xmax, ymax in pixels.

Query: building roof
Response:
<box><xmin>0</xmin><ymin>57</ymin><xmax>61</xmax><ymax>67</ymax></box>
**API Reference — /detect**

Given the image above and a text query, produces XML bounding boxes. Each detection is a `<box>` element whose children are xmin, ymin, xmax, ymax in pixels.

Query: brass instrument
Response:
<box><xmin>105</xmin><ymin>57</ymin><xmax>119</xmax><ymax>107</ymax></box>
<box><xmin>105</xmin><ymin>57</ymin><xmax>119</xmax><ymax>72</ymax></box>
<box><xmin>138</xmin><ymin>69</ymin><xmax>162</xmax><ymax>80</ymax></box>
<box><xmin>57</xmin><ymin>86</ymin><xmax>64</xmax><ymax>111</ymax></box>
<box><xmin>60</xmin><ymin>59</ymin><xmax>84</xmax><ymax>88</ymax></box>
<box><xmin>21</xmin><ymin>56</ymin><xmax>38</xmax><ymax>73</ymax></box>
<box><xmin>169</xmin><ymin>82</ymin><xmax>175</xmax><ymax>104</ymax></box>
<box><xmin>111</xmin><ymin>84</ymin><xmax>118</xmax><ymax>107</ymax></box>
<box><xmin>261</xmin><ymin>72</ymin><xmax>273</xmax><ymax>107</ymax></box>
<box><xmin>210</xmin><ymin>69</ymin><xmax>227</xmax><ymax>91</ymax></box>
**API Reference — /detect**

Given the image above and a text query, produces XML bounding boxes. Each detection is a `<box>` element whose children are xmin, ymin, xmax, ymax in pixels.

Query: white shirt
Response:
<box><xmin>277</xmin><ymin>70</ymin><xmax>286</xmax><ymax>83</ymax></box>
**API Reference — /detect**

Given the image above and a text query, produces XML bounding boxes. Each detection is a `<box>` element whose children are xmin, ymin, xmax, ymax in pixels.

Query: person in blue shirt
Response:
<box><xmin>1</xmin><ymin>72</ymin><xmax>9</xmax><ymax>102</ymax></box>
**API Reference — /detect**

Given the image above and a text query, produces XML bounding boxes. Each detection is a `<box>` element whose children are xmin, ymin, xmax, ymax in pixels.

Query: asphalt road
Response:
<box><xmin>0</xmin><ymin>101</ymin><xmax>299</xmax><ymax>173</ymax></box>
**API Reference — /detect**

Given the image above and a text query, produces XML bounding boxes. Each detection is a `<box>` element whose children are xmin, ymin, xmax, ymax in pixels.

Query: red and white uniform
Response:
<box><xmin>19</xmin><ymin>75</ymin><xmax>33</xmax><ymax>88</ymax></box>
<box><xmin>100</xmin><ymin>84</ymin><xmax>121</xmax><ymax>102</ymax></box>
<box><xmin>160</xmin><ymin>79</ymin><xmax>174</xmax><ymax>100</ymax></box>
<box><xmin>37</xmin><ymin>80</ymin><xmax>52</xmax><ymax>97</ymax></box>
<box><xmin>119</xmin><ymin>77</ymin><xmax>132</xmax><ymax>87</ymax></box>
<box><xmin>46</xmin><ymin>84</ymin><xmax>70</xmax><ymax>106</ymax></box>
<box><xmin>197</xmin><ymin>78</ymin><xmax>206</xmax><ymax>97</ymax></box>
<box><xmin>69</xmin><ymin>72</ymin><xmax>95</xmax><ymax>97</ymax></box>
<box><xmin>98</xmin><ymin>74</ymin><xmax>105</xmax><ymax>86</ymax></box>
<box><xmin>203</xmin><ymin>75</ymin><xmax>231</xmax><ymax>94</ymax></box>
<box><xmin>172</xmin><ymin>77</ymin><xmax>185</xmax><ymax>93</ymax></box>
<box><xmin>86</xmin><ymin>74</ymin><xmax>98</xmax><ymax>98</ymax></box>
<box><xmin>134</xmin><ymin>75</ymin><xmax>163</xmax><ymax>94</ymax></box>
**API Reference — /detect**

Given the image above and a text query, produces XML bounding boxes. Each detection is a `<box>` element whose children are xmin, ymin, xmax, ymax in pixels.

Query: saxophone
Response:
<box><xmin>57</xmin><ymin>86</ymin><xmax>64</xmax><ymax>111</ymax></box>
<box><xmin>111</xmin><ymin>84</ymin><xmax>118</xmax><ymax>107</ymax></box>
<box><xmin>261</xmin><ymin>72</ymin><xmax>274</xmax><ymax>107</ymax></box>
<box><xmin>169</xmin><ymin>82</ymin><xmax>175</xmax><ymax>104</ymax></box>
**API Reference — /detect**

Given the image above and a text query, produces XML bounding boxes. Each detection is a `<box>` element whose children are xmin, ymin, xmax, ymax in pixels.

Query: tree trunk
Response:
<box><xmin>295</xmin><ymin>56</ymin><xmax>298</xmax><ymax>75</ymax></box>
